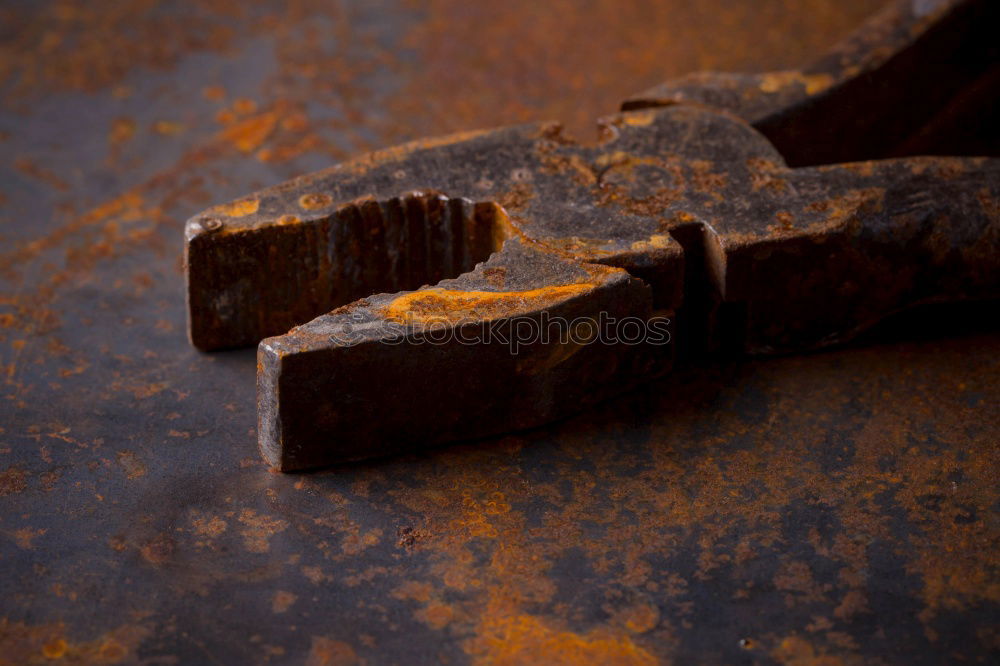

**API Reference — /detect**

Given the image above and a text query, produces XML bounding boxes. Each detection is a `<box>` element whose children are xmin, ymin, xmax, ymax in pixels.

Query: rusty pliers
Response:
<box><xmin>184</xmin><ymin>0</ymin><xmax>1000</xmax><ymax>470</ymax></box>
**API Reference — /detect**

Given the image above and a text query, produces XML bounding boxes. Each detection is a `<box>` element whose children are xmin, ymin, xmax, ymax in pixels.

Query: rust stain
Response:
<box><xmin>189</xmin><ymin>510</ymin><xmax>227</xmax><ymax>543</ymax></box>
<box><xmin>238</xmin><ymin>508</ymin><xmax>289</xmax><ymax>553</ymax></box>
<box><xmin>299</xmin><ymin>193</ymin><xmax>333</xmax><ymax>210</ymax></box>
<box><xmin>383</xmin><ymin>284</ymin><xmax>594</xmax><ymax>325</ymax></box>
<box><xmin>465</xmin><ymin>612</ymin><xmax>658</xmax><ymax>666</ymax></box>
<box><xmin>0</xmin><ymin>618</ymin><xmax>151</xmax><ymax>665</ymax></box>
<box><xmin>688</xmin><ymin>159</ymin><xmax>728</xmax><ymax>198</ymax></box>
<box><xmin>629</xmin><ymin>234</ymin><xmax>674</xmax><ymax>252</ymax></box>
<box><xmin>116</xmin><ymin>451</ymin><xmax>147</xmax><ymax>479</ymax></box>
<box><xmin>0</xmin><ymin>466</ymin><xmax>27</xmax><ymax>496</ymax></box>
<box><xmin>231</xmin><ymin>98</ymin><xmax>258</xmax><ymax>115</ymax></box>
<box><xmin>0</xmin><ymin>190</ymin><xmax>148</xmax><ymax>269</ymax></box>
<box><xmin>218</xmin><ymin>111</ymin><xmax>279</xmax><ymax>153</ymax></box>
<box><xmin>772</xmin><ymin>635</ymin><xmax>851</xmax><ymax>665</ymax></box>
<box><xmin>302</xmin><ymin>565</ymin><xmax>332</xmax><ymax>585</ymax></box>
<box><xmin>140</xmin><ymin>533</ymin><xmax>175</xmax><ymax>566</ymax></box>
<box><xmin>747</xmin><ymin>156</ymin><xmax>790</xmax><ymax>193</ymax></box>
<box><xmin>393</xmin><ymin>580</ymin><xmax>434</xmax><ymax>603</ymax></box>
<box><xmin>621</xmin><ymin>111</ymin><xmax>657</xmax><ymax>127</ymax></box>
<box><xmin>152</xmin><ymin>120</ymin><xmax>184</xmax><ymax>136</ymax></box>
<box><xmin>117</xmin><ymin>380</ymin><xmax>169</xmax><ymax>400</ymax></box>
<box><xmin>42</xmin><ymin>637</ymin><xmax>67</xmax><ymax>659</ymax></box>
<box><xmin>306</xmin><ymin>636</ymin><xmax>360</xmax><ymax>666</ymax></box>
<box><xmin>773</xmin><ymin>560</ymin><xmax>829</xmax><ymax>606</ymax></box>
<box><xmin>495</xmin><ymin>182</ymin><xmax>535</xmax><ymax>212</ymax></box>
<box><xmin>202</xmin><ymin>85</ymin><xmax>226</xmax><ymax>101</ymax></box>
<box><xmin>12</xmin><ymin>527</ymin><xmax>47</xmax><ymax>549</ymax></box>
<box><xmin>618</xmin><ymin>602</ymin><xmax>660</xmax><ymax>634</ymax></box>
<box><xmin>272</xmin><ymin>590</ymin><xmax>298</xmax><ymax>614</ymax></box>
<box><xmin>416</xmin><ymin>602</ymin><xmax>455</xmax><ymax>630</ymax></box>
<box><xmin>758</xmin><ymin>70</ymin><xmax>835</xmax><ymax>95</ymax></box>
<box><xmin>209</xmin><ymin>198</ymin><xmax>260</xmax><ymax>218</ymax></box>
<box><xmin>341</xmin><ymin>528</ymin><xmax>382</xmax><ymax>556</ymax></box>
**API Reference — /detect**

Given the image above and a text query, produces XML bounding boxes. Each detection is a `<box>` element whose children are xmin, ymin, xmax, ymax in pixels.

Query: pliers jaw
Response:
<box><xmin>257</xmin><ymin>238</ymin><xmax>663</xmax><ymax>471</ymax></box>
<box><xmin>185</xmin><ymin>0</ymin><xmax>1000</xmax><ymax>470</ymax></box>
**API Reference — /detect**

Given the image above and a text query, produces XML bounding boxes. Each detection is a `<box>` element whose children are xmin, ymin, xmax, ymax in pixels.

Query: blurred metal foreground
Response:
<box><xmin>0</xmin><ymin>1</ymin><xmax>997</xmax><ymax>663</ymax></box>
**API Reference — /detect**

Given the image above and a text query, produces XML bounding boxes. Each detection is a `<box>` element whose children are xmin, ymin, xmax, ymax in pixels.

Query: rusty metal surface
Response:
<box><xmin>1</xmin><ymin>1</ymin><xmax>998</xmax><ymax>664</ymax></box>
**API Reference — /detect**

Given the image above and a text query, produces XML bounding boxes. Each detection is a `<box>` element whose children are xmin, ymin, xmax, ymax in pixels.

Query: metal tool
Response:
<box><xmin>184</xmin><ymin>0</ymin><xmax>999</xmax><ymax>470</ymax></box>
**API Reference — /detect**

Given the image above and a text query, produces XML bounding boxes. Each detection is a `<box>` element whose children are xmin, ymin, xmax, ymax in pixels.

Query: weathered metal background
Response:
<box><xmin>1</xmin><ymin>1</ymin><xmax>997</xmax><ymax>664</ymax></box>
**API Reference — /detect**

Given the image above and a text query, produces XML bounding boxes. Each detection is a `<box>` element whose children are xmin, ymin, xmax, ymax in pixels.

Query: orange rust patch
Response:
<box><xmin>496</xmin><ymin>182</ymin><xmax>534</xmax><ymax>212</ymax></box>
<box><xmin>306</xmin><ymin>636</ymin><xmax>358</xmax><ymax>666</ymax></box>
<box><xmin>747</xmin><ymin>156</ymin><xmax>789</xmax><ymax>194</ymax></box>
<box><xmin>272</xmin><ymin>590</ymin><xmax>298</xmax><ymax>613</ymax></box>
<box><xmin>417</xmin><ymin>602</ymin><xmax>455</xmax><ymax>630</ymax></box>
<box><xmin>119</xmin><ymin>380</ymin><xmax>168</xmax><ymax>400</ymax></box>
<box><xmin>535</xmin><ymin>149</ymin><xmax>596</xmax><ymax>186</ymax></box>
<box><xmin>238</xmin><ymin>508</ymin><xmax>289</xmax><ymax>553</ymax></box>
<box><xmin>772</xmin><ymin>634</ymin><xmax>850</xmax><ymax>665</ymax></box>
<box><xmin>629</xmin><ymin>234</ymin><xmax>674</xmax><ymax>252</ymax></box>
<box><xmin>302</xmin><ymin>565</ymin><xmax>332</xmax><ymax>585</ymax></box>
<box><xmin>0</xmin><ymin>467</ymin><xmax>28</xmax><ymax>496</ymax></box>
<box><xmin>0</xmin><ymin>619</ymin><xmax>150</xmax><ymax>665</ymax></box>
<box><xmin>621</xmin><ymin>111</ymin><xmax>657</xmax><ymax>126</ymax></box>
<box><xmin>341</xmin><ymin>528</ymin><xmax>383</xmax><ymax>556</ymax></box>
<box><xmin>383</xmin><ymin>284</ymin><xmax>594</xmax><ymax>325</ymax></box>
<box><xmin>465</xmin><ymin>613</ymin><xmax>657</xmax><ymax>666</ymax></box>
<box><xmin>758</xmin><ymin>70</ymin><xmax>834</xmax><ymax>95</ymax></box>
<box><xmin>394</xmin><ymin>580</ymin><xmax>434</xmax><ymax>603</ymax></box>
<box><xmin>0</xmin><ymin>188</ymin><xmax>148</xmax><ymax>269</ymax></box>
<box><xmin>619</xmin><ymin>602</ymin><xmax>660</xmax><ymax>634</ymax></box>
<box><xmin>231</xmin><ymin>97</ymin><xmax>257</xmax><ymax>115</ymax></box>
<box><xmin>13</xmin><ymin>527</ymin><xmax>47</xmax><ymax>549</ymax></box>
<box><xmin>768</xmin><ymin>210</ymin><xmax>796</xmax><ymax>234</ymax></box>
<box><xmin>189</xmin><ymin>510</ymin><xmax>227</xmax><ymax>540</ymax></box>
<box><xmin>594</xmin><ymin>151</ymin><xmax>632</xmax><ymax>171</ymax></box>
<box><xmin>42</xmin><ymin>637</ymin><xmax>68</xmax><ymax>658</ymax></box>
<box><xmin>140</xmin><ymin>533</ymin><xmax>175</xmax><ymax>566</ymax></box>
<box><xmin>299</xmin><ymin>193</ymin><xmax>333</xmax><ymax>210</ymax></box>
<box><xmin>688</xmin><ymin>159</ymin><xmax>728</xmax><ymax>196</ymax></box>
<box><xmin>209</xmin><ymin>198</ymin><xmax>260</xmax><ymax>218</ymax></box>
<box><xmin>152</xmin><ymin>119</ymin><xmax>184</xmax><ymax>135</ymax></box>
<box><xmin>218</xmin><ymin>111</ymin><xmax>278</xmax><ymax>153</ymax></box>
